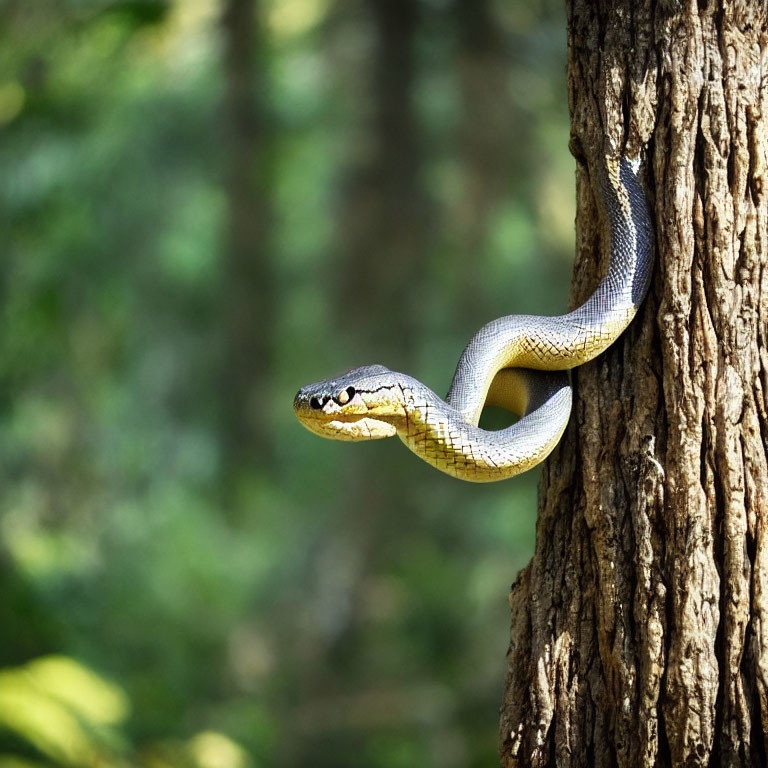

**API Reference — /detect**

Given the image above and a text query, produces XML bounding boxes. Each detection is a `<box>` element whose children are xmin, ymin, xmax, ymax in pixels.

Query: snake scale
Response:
<box><xmin>294</xmin><ymin>155</ymin><xmax>653</xmax><ymax>482</ymax></box>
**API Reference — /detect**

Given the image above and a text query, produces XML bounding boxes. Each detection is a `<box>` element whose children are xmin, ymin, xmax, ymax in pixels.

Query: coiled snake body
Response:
<box><xmin>294</xmin><ymin>156</ymin><xmax>653</xmax><ymax>482</ymax></box>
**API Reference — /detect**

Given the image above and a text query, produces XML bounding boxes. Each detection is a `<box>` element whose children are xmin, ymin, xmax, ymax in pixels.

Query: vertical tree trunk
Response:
<box><xmin>451</xmin><ymin>0</ymin><xmax>514</xmax><ymax>325</ymax></box>
<box><xmin>500</xmin><ymin>2</ymin><xmax>768</xmax><ymax>766</ymax></box>
<box><xmin>221</xmin><ymin>0</ymin><xmax>272</xmax><ymax>482</ymax></box>
<box><xmin>300</xmin><ymin>0</ymin><xmax>428</xmax><ymax>676</ymax></box>
<box><xmin>335</xmin><ymin>0</ymin><xmax>428</xmax><ymax>368</ymax></box>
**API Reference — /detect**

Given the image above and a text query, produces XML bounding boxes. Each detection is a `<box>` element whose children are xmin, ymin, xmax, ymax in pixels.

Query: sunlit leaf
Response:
<box><xmin>0</xmin><ymin>666</ymin><xmax>96</xmax><ymax>766</ymax></box>
<box><xmin>187</xmin><ymin>732</ymin><xmax>251</xmax><ymax>768</ymax></box>
<box><xmin>0</xmin><ymin>657</ymin><xmax>129</xmax><ymax>767</ymax></box>
<box><xmin>25</xmin><ymin>656</ymin><xmax>129</xmax><ymax>726</ymax></box>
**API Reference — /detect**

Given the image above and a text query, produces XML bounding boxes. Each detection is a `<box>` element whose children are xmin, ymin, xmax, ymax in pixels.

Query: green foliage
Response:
<box><xmin>1</xmin><ymin>0</ymin><xmax>570</xmax><ymax>766</ymax></box>
<box><xmin>0</xmin><ymin>656</ymin><xmax>253</xmax><ymax>768</ymax></box>
<box><xmin>0</xmin><ymin>656</ymin><xmax>128</xmax><ymax>766</ymax></box>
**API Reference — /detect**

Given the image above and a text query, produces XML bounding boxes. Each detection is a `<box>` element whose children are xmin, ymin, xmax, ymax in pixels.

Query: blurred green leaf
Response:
<box><xmin>0</xmin><ymin>656</ymin><xmax>126</xmax><ymax>766</ymax></box>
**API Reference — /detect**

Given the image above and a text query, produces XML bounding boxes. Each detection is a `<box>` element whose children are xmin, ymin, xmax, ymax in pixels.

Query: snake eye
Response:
<box><xmin>335</xmin><ymin>386</ymin><xmax>356</xmax><ymax>405</ymax></box>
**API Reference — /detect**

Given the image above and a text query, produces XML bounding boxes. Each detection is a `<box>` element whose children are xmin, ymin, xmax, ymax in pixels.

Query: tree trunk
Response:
<box><xmin>334</xmin><ymin>0</ymin><xmax>429</xmax><ymax>369</ymax></box>
<box><xmin>499</xmin><ymin>2</ymin><xmax>768</xmax><ymax>766</ymax></box>
<box><xmin>294</xmin><ymin>0</ymin><xmax>428</xmax><ymax>700</ymax></box>
<box><xmin>311</xmin><ymin>0</ymin><xmax>426</xmax><ymax>660</ymax></box>
<box><xmin>220</xmin><ymin>0</ymin><xmax>272</xmax><ymax>484</ymax></box>
<box><xmin>451</xmin><ymin>0</ymin><xmax>514</xmax><ymax>327</ymax></box>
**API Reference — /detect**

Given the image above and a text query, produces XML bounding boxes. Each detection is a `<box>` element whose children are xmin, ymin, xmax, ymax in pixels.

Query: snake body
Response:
<box><xmin>294</xmin><ymin>156</ymin><xmax>653</xmax><ymax>482</ymax></box>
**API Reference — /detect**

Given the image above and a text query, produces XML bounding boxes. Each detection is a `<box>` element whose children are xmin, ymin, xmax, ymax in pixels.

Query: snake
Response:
<box><xmin>293</xmin><ymin>155</ymin><xmax>653</xmax><ymax>482</ymax></box>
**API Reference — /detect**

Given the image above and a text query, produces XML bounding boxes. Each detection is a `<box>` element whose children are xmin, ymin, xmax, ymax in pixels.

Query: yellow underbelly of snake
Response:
<box><xmin>293</xmin><ymin>156</ymin><xmax>653</xmax><ymax>482</ymax></box>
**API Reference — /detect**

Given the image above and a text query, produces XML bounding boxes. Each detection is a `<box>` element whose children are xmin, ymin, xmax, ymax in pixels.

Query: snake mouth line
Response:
<box><xmin>299</xmin><ymin>410</ymin><xmax>370</xmax><ymax>424</ymax></box>
<box><xmin>296</xmin><ymin>412</ymin><xmax>397</xmax><ymax>441</ymax></box>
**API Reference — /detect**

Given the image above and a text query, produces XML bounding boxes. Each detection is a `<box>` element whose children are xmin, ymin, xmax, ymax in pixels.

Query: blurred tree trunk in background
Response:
<box><xmin>452</xmin><ymin>0</ymin><xmax>514</xmax><ymax>326</ymax></box>
<box><xmin>221</xmin><ymin>0</ymin><xmax>272</xmax><ymax>486</ymax></box>
<box><xmin>500</xmin><ymin>3</ymin><xmax>768</xmax><ymax>766</ymax></box>
<box><xmin>312</xmin><ymin>0</ymin><xmax>428</xmax><ymax>655</ymax></box>
<box><xmin>335</xmin><ymin>0</ymin><xmax>429</xmax><ymax>368</ymax></box>
<box><xmin>299</xmin><ymin>0</ymin><xmax>431</xmax><ymax>716</ymax></box>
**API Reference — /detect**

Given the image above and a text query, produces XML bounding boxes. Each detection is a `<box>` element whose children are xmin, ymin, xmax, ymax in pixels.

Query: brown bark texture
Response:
<box><xmin>499</xmin><ymin>2</ymin><xmax>768</xmax><ymax>766</ymax></box>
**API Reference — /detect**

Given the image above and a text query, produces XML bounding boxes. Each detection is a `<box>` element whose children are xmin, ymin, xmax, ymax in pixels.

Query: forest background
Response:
<box><xmin>1</xmin><ymin>1</ymin><xmax>575</xmax><ymax>766</ymax></box>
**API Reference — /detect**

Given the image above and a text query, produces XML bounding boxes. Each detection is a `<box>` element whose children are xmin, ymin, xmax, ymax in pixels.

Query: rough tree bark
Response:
<box><xmin>500</xmin><ymin>2</ymin><xmax>768</xmax><ymax>766</ymax></box>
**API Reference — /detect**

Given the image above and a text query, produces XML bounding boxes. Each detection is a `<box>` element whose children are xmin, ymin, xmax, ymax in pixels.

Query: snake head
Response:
<box><xmin>293</xmin><ymin>365</ymin><xmax>407</xmax><ymax>441</ymax></box>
